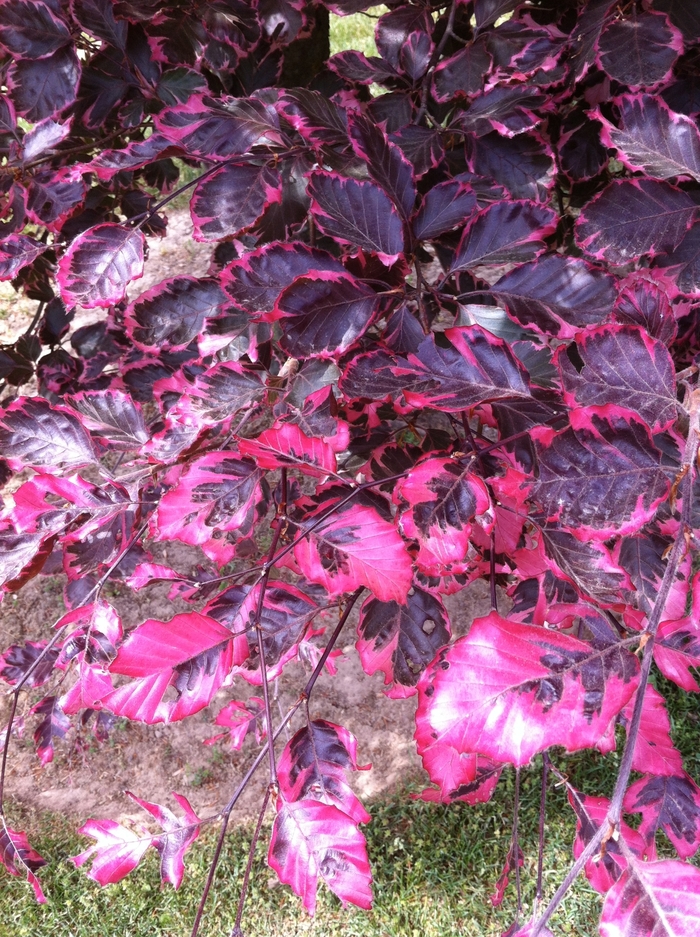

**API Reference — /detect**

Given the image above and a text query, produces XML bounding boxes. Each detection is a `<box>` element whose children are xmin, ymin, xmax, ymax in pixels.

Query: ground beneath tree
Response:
<box><xmin>0</xmin><ymin>210</ymin><xmax>496</xmax><ymax>828</ymax></box>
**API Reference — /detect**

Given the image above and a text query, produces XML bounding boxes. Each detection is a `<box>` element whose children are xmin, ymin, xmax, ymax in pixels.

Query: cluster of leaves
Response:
<box><xmin>2</xmin><ymin>0</ymin><xmax>700</xmax><ymax>934</ymax></box>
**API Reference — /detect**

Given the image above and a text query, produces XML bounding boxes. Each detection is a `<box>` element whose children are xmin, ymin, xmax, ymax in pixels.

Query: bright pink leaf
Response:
<box><xmin>238</xmin><ymin>422</ymin><xmax>339</xmax><ymax>477</ymax></box>
<box><xmin>125</xmin><ymin>791</ymin><xmax>201</xmax><ymax>889</ymax></box>
<box><xmin>0</xmin><ymin>823</ymin><xmax>46</xmax><ymax>902</ymax></box>
<box><xmin>619</xmin><ymin>685</ymin><xmax>684</xmax><ymax>777</ymax></box>
<box><xmin>71</xmin><ymin>819</ymin><xmax>151</xmax><ymax>886</ymax></box>
<box><xmin>600</xmin><ymin>859</ymin><xmax>700</xmax><ymax>937</ymax></box>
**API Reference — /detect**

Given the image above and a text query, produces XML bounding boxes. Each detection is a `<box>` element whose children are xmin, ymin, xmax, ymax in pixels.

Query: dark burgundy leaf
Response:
<box><xmin>624</xmin><ymin>774</ymin><xmax>700</xmax><ymax>860</ymax></box>
<box><xmin>124</xmin><ymin>277</ymin><xmax>226</xmax><ymax>351</ymax></box>
<box><xmin>0</xmin><ymin>641</ymin><xmax>58</xmax><ymax>689</ymax></box>
<box><xmin>557</xmin><ymin>325</ymin><xmax>677</xmax><ymax>431</ymax></box>
<box><xmin>375</xmin><ymin>3</ymin><xmax>430</xmax><ymax>69</ymax></box>
<box><xmin>432</xmin><ymin>41</ymin><xmax>491</xmax><ymax>102</ymax></box>
<box><xmin>389</xmin><ymin>125</ymin><xmax>444</xmax><ymax>176</ymax></box>
<box><xmin>277</xmin><ymin>89</ymin><xmax>348</xmax><ymax>146</ymax></box>
<box><xmin>0</xmin><ymin>235</ymin><xmax>46</xmax><ymax>280</ymax></box>
<box><xmin>457</xmin><ymin>85</ymin><xmax>548</xmax><ymax>137</ymax></box>
<box><xmin>72</xmin><ymin>0</ymin><xmax>127</xmax><ymax>49</ymax></box>
<box><xmin>575</xmin><ymin>178</ymin><xmax>697</xmax><ymax>265</ymax></box>
<box><xmin>598</xmin><ymin>12</ymin><xmax>682</xmax><ymax>89</ymax></box>
<box><xmin>491</xmin><ymin>254</ymin><xmax>617</xmax><ymax>338</ymax></box>
<box><xmin>31</xmin><ymin>695</ymin><xmax>70</xmax><ymax>766</ymax></box>
<box><xmin>612</xmin><ymin>274</ymin><xmax>677</xmax><ymax>343</ymax></box>
<box><xmin>222</xmin><ymin>241</ymin><xmax>344</xmax><ymax>313</ymax></box>
<box><xmin>618</xmin><ymin>533</ymin><xmax>670</xmax><ymax>612</ymax></box>
<box><xmin>8</xmin><ymin>45</ymin><xmax>80</xmax><ymax>121</ymax></box>
<box><xmin>272</xmin><ymin>272</ymin><xmax>379</xmax><ymax>359</ymax></box>
<box><xmin>653</xmin><ymin>0</ymin><xmax>700</xmax><ymax>43</ymax></box>
<box><xmin>0</xmin><ymin>397</ymin><xmax>96</xmax><ymax>470</ymax></box>
<box><xmin>600</xmin><ymin>859</ymin><xmax>700</xmax><ymax>937</ymax></box>
<box><xmin>348</xmin><ymin>113</ymin><xmax>416</xmax><ymax>221</ymax></box>
<box><xmin>65</xmin><ymin>389</ymin><xmax>148</xmax><ymax>449</ymax></box>
<box><xmin>653</xmin><ymin>223</ymin><xmax>700</xmax><ymax>294</ymax></box>
<box><xmin>339</xmin><ymin>348</ymin><xmax>413</xmax><ymax>402</ymax></box>
<box><xmin>0</xmin><ymin>527</ymin><xmax>53</xmax><ymax>594</ymax></box>
<box><xmin>156</xmin><ymin>67</ymin><xmax>207</xmax><ymax>106</ymax></box>
<box><xmin>190</xmin><ymin>163</ymin><xmax>281</xmax><ymax>241</ymax></box>
<box><xmin>533</xmin><ymin>412</ymin><xmax>669</xmax><ymax>539</ymax></box>
<box><xmin>307</xmin><ymin>171</ymin><xmax>404</xmax><ymax>262</ymax></box>
<box><xmin>167</xmin><ymin>361</ymin><xmax>264</xmax><ymax>426</ymax></box>
<box><xmin>412</xmin><ymin>180</ymin><xmax>477</xmax><ymax>241</ymax></box>
<box><xmin>601</xmin><ymin>94</ymin><xmax>700</xmax><ymax>182</ymax></box>
<box><xmin>57</xmin><ymin>223</ymin><xmax>145</xmax><ymax>309</ymax></box>
<box><xmin>558</xmin><ymin>115</ymin><xmax>608</xmax><ymax>182</ymax></box>
<box><xmin>88</xmin><ymin>134</ymin><xmax>173</xmax><ymax>180</ymax></box>
<box><xmin>474</xmin><ymin>0</ymin><xmax>519</xmax><ymax>31</ymax></box>
<box><xmin>357</xmin><ymin>588</ymin><xmax>450</xmax><ymax>697</ymax></box>
<box><xmin>394</xmin><ymin>457</ymin><xmax>492</xmax><ymax>578</ymax></box>
<box><xmin>0</xmin><ymin>825</ymin><xmax>46</xmax><ymax>902</ymax></box>
<box><xmin>568</xmin><ymin>0</ymin><xmax>617</xmax><ymax>81</ymax></box>
<box><xmin>450</xmin><ymin>200</ymin><xmax>557</xmax><ymax>272</ymax></box>
<box><xmin>268</xmin><ymin>799</ymin><xmax>372</xmax><ymax>914</ymax></box>
<box><xmin>0</xmin><ymin>0</ymin><xmax>69</xmax><ymax>58</ymax></box>
<box><xmin>400</xmin><ymin>30</ymin><xmax>432</xmax><ymax>82</ymax></box>
<box><xmin>328</xmin><ymin>49</ymin><xmax>397</xmax><ymax>85</ymax></box>
<box><xmin>537</xmin><ymin>521</ymin><xmax>629</xmax><ymax>604</ymax></box>
<box><xmin>25</xmin><ymin>168</ymin><xmax>86</xmax><ymax>227</ymax></box>
<box><xmin>468</xmin><ymin>131</ymin><xmax>554</xmax><ymax>201</ymax></box>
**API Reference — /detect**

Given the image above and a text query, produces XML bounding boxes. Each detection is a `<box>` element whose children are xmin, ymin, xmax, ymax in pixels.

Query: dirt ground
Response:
<box><xmin>1</xmin><ymin>209</ymin><xmax>497</xmax><ymax>828</ymax></box>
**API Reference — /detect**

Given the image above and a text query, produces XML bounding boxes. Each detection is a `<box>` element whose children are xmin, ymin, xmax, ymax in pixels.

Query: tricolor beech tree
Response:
<box><xmin>1</xmin><ymin>0</ymin><xmax>700</xmax><ymax>934</ymax></box>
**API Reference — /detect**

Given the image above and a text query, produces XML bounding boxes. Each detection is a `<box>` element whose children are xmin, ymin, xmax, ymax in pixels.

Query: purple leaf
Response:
<box><xmin>124</xmin><ymin>276</ymin><xmax>226</xmax><ymax>351</ymax></box>
<box><xmin>568</xmin><ymin>0</ymin><xmax>618</xmax><ymax>82</ymax></box>
<box><xmin>88</xmin><ymin>134</ymin><xmax>173</xmax><ymax>180</ymax></box>
<box><xmin>601</xmin><ymin>94</ymin><xmax>700</xmax><ymax>182</ymax></box>
<box><xmin>348</xmin><ymin>112</ymin><xmax>416</xmax><ymax>221</ymax></box>
<box><xmin>155</xmin><ymin>452</ymin><xmax>268</xmax><ymax>566</ymax></box>
<box><xmin>65</xmin><ymin>389</ymin><xmax>149</xmax><ymax>449</ymax></box>
<box><xmin>8</xmin><ymin>45</ymin><xmax>80</xmax><ymax>121</ymax></box>
<box><xmin>415</xmin><ymin>612</ymin><xmax>639</xmax><ymax>767</ymax></box>
<box><xmin>124</xmin><ymin>791</ymin><xmax>201</xmax><ymax>888</ymax></box>
<box><xmin>558</xmin><ymin>114</ymin><xmax>607</xmax><ymax>181</ymax></box>
<box><xmin>393</xmin><ymin>457</ymin><xmax>492</xmax><ymax>578</ymax></box>
<box><xmin>357</xmin><ymin>587</ymin><xmax>450</xmax><ymax>697</ymax></box>
<box><xmin>57</xmin><ymin>223</ymin><xmax>145</xmax><ymax>309</ymax></box>
<box><xmin>268</xmin><ymin>799</ymin><xmax>372</xmax><ymax>914</ymax></box>
<box><xmin>271</xmin><ymin>272</ymin><xmax>379</xmax><ymax>358</ymax></box>
<box><xmin>400</xmin><ymin>30</ymin><xmax>432</xmax><ymax>82</ymax></box>
<box><xmin>456</xmin><ymin>85</ymin><xmax>548</xmax><ymax>137</ymax></box>
<box><xmin>389</xmin><ymin>126</ymin><xmax>444</xmax><ymax>177</ymax></box>
<box><xmin>0</xmin><ymin>0</ymin><xmax>70</xmax><ymax>59</ymax></box>
<box><xmin>0</xmin><ymin>824</ymin><xmax>46</xmax><ymax>902</ymax></box>
<box><xmin>328</xmin><ymin>49</ymin><xmax>397</xmax><ymax>85</ymax></box>
<box><xmin>653</xmin><ymin>0</ymin><xmax>700</xmax><ymax>43</ymax></box>
<box><xmin>653</xmin><ymin>223</ymin><xmax>700</xmax><ymax>294</ymax></box>
<box><xmin>375</xmin><ymin>3</ymin><xmax>431</xmax><ymax>69</ymax></box>
<box><xmin>612</xmin><ymin>274</ymin><xmax>677</xmax><ymax>343</ymax></box>
<box><xmin>190</xmin><ymin>163</ymin><xmax>281</xmax><ymax>241</ymax></box>
<box><xmin>307</xmin><ymin>171</ymin><xmax>404</xmax><ymax>262</ymax></box>
<box><xmin>491</xmin><ymin>254</ymin><xmax>617</xmax><ymax>338</ymax></box>
<box><xmin>598</xmin><ymin>12</ymin><xmax>683</xmax><ymax>90</ymax></box>
<box><xmin>71</xmin><ymin>819</ymin><xmax>151</xmax><ymax>886</ymax></box>
<box><xmin>557</xmin><ymin>325</ymin><xmax>677</xmax><ymax>431</ymax></box>
<box><xmin>0</xmin><ymin>640</ymin><xmax>58</xmax><ymax>688</ymax></box>
<box><xmin>30</xmin><ymin>695</ymin><xmax>70</xmax><ymax>766</ymax></box>
<box><xmin>533</xmin><ymin>411</ymin><xmax>669</xmax><ymax>539</ymax></box>
<box><xmin>538</xmin><ymin>522</ymin><xmax>628</xmax><ymax>605</ymax></box>
<box><xmin>222</xmin><ymin>241</ymin><xmax>344</xmax><ymax>313</ymax></box>
<box><xmin>72</xmin><ymin>0</ymin><xmax>127</xmax><ymax>50</ymax></box>
<box><xmin>450</xmin><ymin>200</ymin><xmax>557</xmax><ymax>273</ymax></box>
<box><xmin>575</xmin><ymin>178</ymin><xmax>697</xmax><ymax>265</ymax></box>
<box><xmin>25</xmin><ymin>167</ymin><xmax>86</xmax><ymax>227</ymax></box>
<box><xmin>412</xmin><ymin>180</ymin><xmax>477</xmax><ymax>240</ymax></box>
<box><xmin>104</xmin><ymin>611</ymin><xmax>243</xmax><ymax>724</ymax></box>
<box><xmin>0</xmin><ymin>397</ymin><xmax>96</xmax><ymax>470</ymax></box>
<box><xmin>0</xmin><ymin>235</ymin><xmax>46</xmax><ymax>280</ymax></box>
<box><xmin>600</xmin><ymin>859</ymin><xmax>700</xmax><ymax>937</ymax></box>
<box><xmin>624</xmin><ymin>774</ymin><xmax>700</xmax><ymax>860</ymax></box>
<box><xmin>277</xmin><ymin>89</ymin><xmax>348</xmax><ymax>147</ymax></box>
<box><xmin>468</xmin><ymin>131</ymin><xmax>554</xmax><ymax>202</ymax></box>
<box><xmin>474</xmin><ymin>0</ymin><xmax>519</xmax><ymax>31</ymax></box>
<box><xmin>432</xmin><ymin>41</ymin><xmax>491</xmax><ymax>102</ymax></box>
<box><xmin>292</xmin><ymin>489</ymin><xmax>413</xmax><ymax>603</ymax></box>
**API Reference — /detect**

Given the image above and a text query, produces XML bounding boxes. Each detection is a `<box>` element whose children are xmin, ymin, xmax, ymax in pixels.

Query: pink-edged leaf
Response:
<box><xmin>389</xmin><ymin>126</ymin><xmax>444</xmax><ymax>177</ymax></box>
<box><xmin>30</xmin><ymin>695</ymin><xmax>70</xmax><ymax>766</ymax></box>
<box><xmin>0</xmin><ymin>397</ymin><xmax>96</xmax><ymax>470</ymax></box>
<box><xmin>654</xmin><ymin>0</ymin><xmax>700</xmax><ymax>42</ymax></box>
<box><xmin>0</xmin><ymin>823</ymin><xmax>46</xmax><ymax>902</ymax></box>
<box><xmin>328</xmin><ymin>49</ymin><xmax>397</xmax><ymax>85</ymax></box>
<box><xmin>0</xmin><ymin>234</ymin><xmax>46</xmax><ymax>280</ymax></box>
<box><xmin>203</xmin><ymin>581</ymin><xmax>318</xmax><ymax>683</ymax></box>
<box><xmin>206</xmin><ymin>696</ymin><xmax>266</xmax><ymax>750</ymax></box>
<box><xmin>190</xmin><ymin>163</ymin><xmax>281</xmax><ymax>241</ymax></box>
<box><xmin>72</xmin><ymin>0</ymin><xmax>127</xmax><ymax>50</ymax></box>
<box><xmin>239</xmin><ymin>422</ymin><xmax>339</xmax><ymax>477</ymax></box>
<box><xmin>57</xmin><ymin>600</ymin><xmax>122</xmax><ymax>668</ymax></box>
<box><xmin>624</xmin><ymin>774</ymin><xmax>700</xmax><ymax>860</ymax></box>
<box><xmin>124</xmin><ymin>791</ymin><xmax>200</xmax><ymax>889</ymax></box>
<box><xmin>491</xmin><ymin>254</ymin><xmax>617</xmax><ymax>339</ymax></box>
<box><xmin>0</xmin><ymin>0</ymin><xmax>70</xmax><ymax>58</ymax></box>
<box><xmin>272</xmin><ymin>272</ymin><xmax>379</xmax><ymax>359</ymax></box>
<box><xmin>306</xmin><ymin>170</ymin><xmax>404</xmax><ymax>263</ymax></box>
<box><xmin>278</xmin><ymin>720</ymin><xmax>370</xmax><ymax>825</ymax></box>
<box><xmin>557</xmin><ymin>324</ymin><xmax>677</xmax><ymax>431</ymax></box>
<box><xmin>268</xmin><ymin>799</ymin><xmax>372</xmax><ymax>914</ymax></box>
<box><xmin>569</xmin><ymin>791</ymin><xmax>645</xmax><ymax>894</ymax></box>
<box><xmin>416</xmin><ymin>744</ymin><xmax>502</xmax><ymax>805</ymax></box>
<box><xmin>412</xmin><ymin>179</ymin><xmax>477</xmax><ymax>240</ymax></box>
<box><xmin>8</xmin><ymin>46</ymin><xmax>80</xmax><ymax>121</ymax></box>
<box><xmin>538</xmin><ymin>521</ymin><xmax>629</xmax><ymax>605</ymax></box>
<box><xmin>71</xmin><ymin>819</ymin><xmax>151</xmax><ymax>886</ymax></box>
<box><xmin>393</xmin><ymin>457</ymin><xmax>492</xmax><ymax>577</ymax></box>
<box><xmin>532</xmin><ymin>411</ymin><xmax>669</xmax><ymax>540</ymax></box>
<box><xmin>597</xmin><ymin>12</ymin><xmax>683</xmax><ymax>90</ymax></box>
<box><xmin>600</xmin><ymin>858</ymin><xmax>700</xmax><ymax>937</ymax></box>
<box><xmin>450</xmin><ymin>199</ymin><xmax>557</xmax><ymax>273</ymax></box>
<box><xmin>432</xmin><ymin>41</ymin><xmax>491</xmax><ymax>102</ymax></box>
<box><xmin>104</xmin><ymin>612</ymin><xmax>244</xmax><ymax>724</ymax></box>
<box><xmin>0</xmin><ymin>640</ymin><xmax>58</xmax><ymax>688</ymax></box>
<box><xmin>87</xmin><ymin>133</ymin><xmax>173</xmax><ymax>180</ymax></box>
<box><xmin>457</xmin><ymin>85</ymin><xmax>548</xmax><ymax>137</ymax></box>
<box><xmin>619</xmin><ymin>686</ymin><xmax>684</xmax><ymax>777</ymax></box>
<box><xmin>574</xmin><ymin>179</ymin><xmax>696</xmax><ymax>264</ymax></box>
<box><xmin>653</xmin><ymin>223</ymin><xmax>700</xmax><ymax>295</ymax></box>
<box><xmin>25</xmin><ymin>166</ymin><xmax>85</xmax><ymax>228</ymax></box>
<box><xmin>222</xmin><ymin>241</ymin><xmax>344</xmax><ymax>313</ymax></box>
<box><xmin>292</xmin><ymin>489</ymin><xmax>412</xmax><ymax>603</ymax></box>
<box><xmin>348</xmin><ymin>112</ymin><xmax>416</xmax><ymax>221</ymax></box>
<box><xmin>65</xmin><ymin>389</ymin><xmax>149</xmax><ymax>449</ymax></box>
<box><xmin>491</xmin><ymin>841</ymin><xmax>524</xmax><ymax>907</ymax></box>
<box><xmin>396</xmin><ymin>326</ymin><xmax>531</xmax><ymax>412</ymax></box>
<box><xmin>375</xmin><ymin>3</ymin><xmax>431</xmax><ymax>69</ymax></box>
<box><xmin>415</xmin><ymin>612</ymin><xmax>639</xmax><ymax>768</ymax></box>
<box><xmin>155</xmin><ymin>452</ymin><xmax>269</xmax><ymax>566</ymax></box>
<box><xmin>601</xmin><ymin>94</ymin><xmax>700</xmax><ymax>183</ymax></box>
<box><xmin>124</xmin><ymin>276</ymin><xmax>227</xmax><ymax>352</ymax></box>
<box><xmin>468</xmin><ymin>131</ymin><xmax>554</xmax><ymax>202</ymax></box>
<box><xmin>357</xmin><ymin>587</ymin><xmax>450</xmax><ymax>697</ymax></box>
<box><xmin>655</xmin><ymin>609</ymin><xmax>700</xmax><ymax>693</ymax></box>
<box><xmin>617</xmin><ymin>532</ymin><xmax>670</xmax><ymax>612</ymax></box>
<box><xmin>57</xmin><ymin>223</ymin><xmax>145</xmax><ymax>309</ymax></box>
<box><xmin>276</xmin><ymin>89</ymin><xmax>348</xmax><ymax>147</ymax></box>
<box><xmin>164</xmin><ymin>360</ymin><xmax>264</xmax><ymax>427</ymax></box>
<box><xmin>399</xmin><ymin>29</ymin><xmax>431</xmax><ymax>81</ymax></box>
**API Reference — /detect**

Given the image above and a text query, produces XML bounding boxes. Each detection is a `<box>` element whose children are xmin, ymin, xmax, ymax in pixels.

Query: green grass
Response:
<box><xmin>330</xmin><ymin>7</ymin><xmax>386</xmax><ymax>58</ymax></box>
